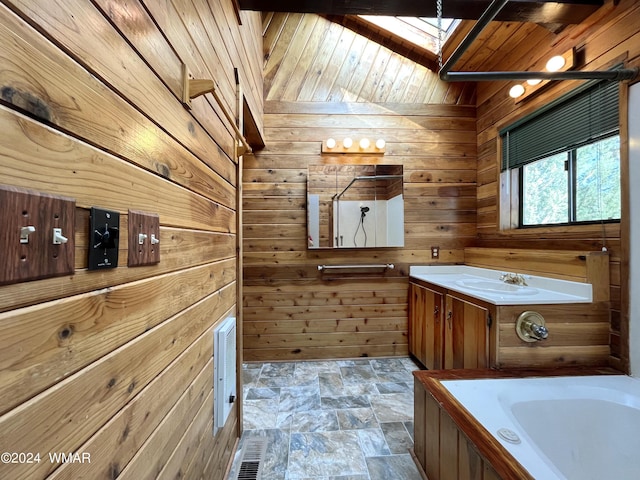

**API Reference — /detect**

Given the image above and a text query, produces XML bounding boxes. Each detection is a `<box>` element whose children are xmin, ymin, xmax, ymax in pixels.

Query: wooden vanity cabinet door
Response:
<box><xmin>409</xmin><ymin>283</ymin><xmax>427</xmax><ymax>367</ymax></box>
<box><xmin>444</xmin><ymin>294</ymin><xmax>491</xmax><ymax>369</ymax></box>
<box><xmin>425</xmin><ymin>288</ymin><xmax>444</xmax><ymax>370</ymax></box>
<box><xmin>409</xmin><ymin>282</ymin><xmax>444</xmax><ymax>369</ymax></box>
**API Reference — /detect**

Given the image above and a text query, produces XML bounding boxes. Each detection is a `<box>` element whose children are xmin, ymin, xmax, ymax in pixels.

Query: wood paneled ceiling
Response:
<box><xmin>244</xmin><ymin>0</ymin><xmax>605</xmax><ymax>72</ymax></box>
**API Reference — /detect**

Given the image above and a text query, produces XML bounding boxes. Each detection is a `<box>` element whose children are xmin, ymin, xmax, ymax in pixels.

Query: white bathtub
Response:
<box><xmin>441</xmin><ymin>375</ymin><xmax>640</xmax><ymax>480</ymax></box>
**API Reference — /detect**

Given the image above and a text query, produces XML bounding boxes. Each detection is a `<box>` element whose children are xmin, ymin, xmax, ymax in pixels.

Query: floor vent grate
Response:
<box><xmin>236</xmin><ymin>437</ymin><xmax>267</xmax><ymax>480</ymax></box>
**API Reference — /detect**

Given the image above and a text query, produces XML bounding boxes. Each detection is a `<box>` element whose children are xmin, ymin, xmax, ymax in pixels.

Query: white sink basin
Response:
<box><xmin>410</xmin><ymin>265</ymin><xmax>592</xmax><ymax>305</ymax></box>
<box><xmin>454</xmin><ymin>278</ymin><xmax>539</xmax><ymax>296</ymax></box>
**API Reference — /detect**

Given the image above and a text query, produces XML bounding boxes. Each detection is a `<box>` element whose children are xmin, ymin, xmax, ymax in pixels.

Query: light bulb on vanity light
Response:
<box><xmin>375</xmin><ymin>139</ymin><xmax>386</xmax><ymax>149</ymax></box>
<box><xmin>359</xmin><ymin>138</ymin><xmax>370</xmax><ymax>149</ymax></box>
<box><xmin>326</xmin><ymin>138</ymin><xmax>336</xmax><ymax>149</ymax></box>
<box><xmin>546</xmin><ymin>55</ymin><xmax>566</xmax><ymax>72</ymax></box>
<box><xmin>343</xmin><ymin>137</ymin><xmax>353</xmax><ymax>148</ymax></box>
<box><xmin>509</xmin><ymin>84</ymin><xmax>525</xmax><ymax>99</ymax></box>
<box><xmin>527</xmin><ymin>79</ymin><xmax>542</xmax><ymax>86</ymax></box>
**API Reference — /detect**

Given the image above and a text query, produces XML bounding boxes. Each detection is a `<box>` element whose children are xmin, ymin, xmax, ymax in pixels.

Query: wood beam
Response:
<box><xmin>239</xmin><ymin>0</ymin><xmax>603</xmax><ymax>25</ymax></box>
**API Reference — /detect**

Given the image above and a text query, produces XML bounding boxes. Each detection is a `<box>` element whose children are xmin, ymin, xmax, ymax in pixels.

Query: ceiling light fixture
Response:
<box><xmin>508</xmin><ymin>48</ymin><xmax>577</xmax><ymax>102</ymax></box>
<box><xmin>546</xmin><ymin>55</ymin><xmax>566</xmax><ymax>72</ymax></box>
<box><xmin>509</xmin><ymin>84</ymin><xmax>525</xmax><ymax>98</ymax></box>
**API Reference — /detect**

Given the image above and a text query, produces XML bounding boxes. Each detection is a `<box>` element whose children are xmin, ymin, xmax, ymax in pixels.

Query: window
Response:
<box><xmin>521</xmin><ymin>151</ymin><xmax>568</xmax><ymax>225</ymax></box>
<box><xmin>357</xmin><ymin>16</ymin><xmax>460</xmax><ymax>55</ymax></box>
<box><xmin>520</xmin><ymin>135</ymin><xmax>621</xmax><ymax>226</ymax></box>
<box><xmin>500</xmin><ymin>77</ymin><xmax>621</xmax><ymax>228</ymax></box>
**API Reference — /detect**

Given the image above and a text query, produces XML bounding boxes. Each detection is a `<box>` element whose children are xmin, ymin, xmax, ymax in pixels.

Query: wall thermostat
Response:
<box><xmin>88</xmin><ymin>207</ymin><xmax>119</xmax><ymax>270</ymax></box>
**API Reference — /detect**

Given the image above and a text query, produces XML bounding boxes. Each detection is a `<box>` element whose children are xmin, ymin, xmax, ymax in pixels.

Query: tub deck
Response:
<box><xmin>412</xmin><ymin>367</ymin><xmax>620</xmax><ymax>480</ymax></box>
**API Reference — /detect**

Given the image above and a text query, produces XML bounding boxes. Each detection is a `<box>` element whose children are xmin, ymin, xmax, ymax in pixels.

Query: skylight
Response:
<box><xmin>358</xmin><ymin>16</ymin><xmax>460</xmax><ymax>55</ymax></box>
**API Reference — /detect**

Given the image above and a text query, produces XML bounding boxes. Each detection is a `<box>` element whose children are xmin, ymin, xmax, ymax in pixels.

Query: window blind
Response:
<box><xmin>500</xmin><ymin>79</ymin><xmax>620</xmax><ymax>171</ymax></box>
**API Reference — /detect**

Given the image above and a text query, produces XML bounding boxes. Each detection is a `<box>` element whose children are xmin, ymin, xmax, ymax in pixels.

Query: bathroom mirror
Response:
<box><xmin>307</xmin><ymin>164</ymin><xmax>404</xmax><ymax>249</ymax></box>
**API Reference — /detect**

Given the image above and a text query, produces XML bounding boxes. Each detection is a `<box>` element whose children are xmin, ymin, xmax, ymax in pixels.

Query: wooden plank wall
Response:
<box><xmin>243</xmin><ymin>13</ymin><xmax>477</xmax><ymax>361</ymax></box>
<box><xmin>473</xmin><ymin>0</ymin><xmax>640</xmax><ymax>371</ymax></box>
<box><xmin>0</xmin><ymin>1</ymin><xmax>262</xmax><ymax>478</ymax></box>
<box><xmin>497</xmin><ymin>303</ymin><xmax>611</xmax><ymax>368</ymax></box>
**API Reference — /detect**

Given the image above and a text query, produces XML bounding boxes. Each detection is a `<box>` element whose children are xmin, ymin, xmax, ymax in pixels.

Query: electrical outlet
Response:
<box><xmin>0</xmin><ymin>184</ymin><xmax>75</xmax><ymax>285</ymax></box>
<box><xmin>431</xmin><ymin>246</ymin><xmax>440</xmax><ymax>259</ymax></box>
<box><xmin>128</xmin><ymin>210</ymin><xmax>160</xmax><ymax>267</ymax></box>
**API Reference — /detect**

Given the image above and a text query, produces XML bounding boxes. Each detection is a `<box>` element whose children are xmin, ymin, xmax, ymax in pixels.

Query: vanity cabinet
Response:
<box><xmin>409</xmin><ymin>282</ymin><xmax>444</xmax><ymax>369</ymax></box>
<box><xmin>409</xmin><ymin>279</ymin><xmax>493</xmax><ymax>370</ymax></box>
<box><xmin>444</xmin><ymin>293</ymin><xmax>491</xmax><ymax>369</ymax></box>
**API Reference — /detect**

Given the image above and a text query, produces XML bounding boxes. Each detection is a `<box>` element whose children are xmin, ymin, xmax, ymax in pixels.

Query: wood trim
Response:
<box><xmin>586</xmin><ymin>251</ymin><xmax>611</xmax><ymax>302</ymax></box>
<box><xmin>231</xmin><ymin>0</ymin><xmax>242</xmax><ymax>24</ymax></box>
<box><xmin>619</xmin><ymin>73</ymin><xmax>633</xmax><ymax>373</ymax></box>
<box><xmin>264</xmin><ymin>101</ymin><xmax>476</xmax><ymax>116</ymax></box>
<box><xmin>236</xmin><ymin>84</ymin><xmax>245</xmax><ymax>439</ymax></box>
<box><xmin>415</xmin><ymin>366</ymin><xmax>620</xmax><ymax>382</ymax></box>
<box><xmin>409</xmin><ymin>448</ymin><xmax>429</xmax><ymax>480</ymax></box>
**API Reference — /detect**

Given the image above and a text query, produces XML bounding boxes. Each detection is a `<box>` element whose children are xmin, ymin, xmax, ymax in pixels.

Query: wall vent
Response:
<box><xmin>214</xmin><ymin>315</ymin><xmax>236</xmax><ymax>434</ymax></box>
<box><xmin>235</xmin><ymin>437</ymin><xmax>267</xmax><ymax>480</ymax></box>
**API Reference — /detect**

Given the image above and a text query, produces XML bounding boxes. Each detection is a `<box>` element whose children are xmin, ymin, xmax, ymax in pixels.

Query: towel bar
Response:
<box><xmin>318</xmin><ymin>264</ymin><xmax>394</xmax><ymax>271</ymax></box>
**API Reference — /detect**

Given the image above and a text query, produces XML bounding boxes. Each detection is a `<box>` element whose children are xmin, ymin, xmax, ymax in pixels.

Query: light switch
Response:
<box><xmin>0</xmin><ymin>184</ymin><xmax>75</xmax><ymax>285</ymax></box>
<box><xmin>128</xmin><ymin>210</ymin><xmax>160</xmax><ymax>267</ymax></box>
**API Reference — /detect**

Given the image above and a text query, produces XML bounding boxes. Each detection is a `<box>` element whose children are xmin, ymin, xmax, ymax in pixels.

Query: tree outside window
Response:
<box><xmin>520</xmin><ymin>135</ymin><xmax>620</xmax><ymax>227</ymax></box>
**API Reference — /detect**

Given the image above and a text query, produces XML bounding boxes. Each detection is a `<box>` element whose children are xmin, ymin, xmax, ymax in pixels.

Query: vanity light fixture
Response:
<box><xmin>321</xmin><ymin>137</ymin><xmax>386</xmax><ymax>154</ymax></box>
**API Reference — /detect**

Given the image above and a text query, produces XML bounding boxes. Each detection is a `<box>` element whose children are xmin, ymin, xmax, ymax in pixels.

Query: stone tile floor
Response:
<box><xmin>227</xmin><ymin>357</ymin><xmax>423</xmax><ymax>480</ymax></box>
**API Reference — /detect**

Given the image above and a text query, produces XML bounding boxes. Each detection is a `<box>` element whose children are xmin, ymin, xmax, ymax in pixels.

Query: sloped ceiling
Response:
<box><xmin>263</xmin><ymin>13</ymin><xmax>477</xmax><ymax>104</ymax></box>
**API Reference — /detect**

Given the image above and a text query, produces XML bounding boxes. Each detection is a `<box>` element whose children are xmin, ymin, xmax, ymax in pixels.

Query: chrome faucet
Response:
<box><xmin>500</xmin><ymin>272</ymin><xmax>528</xmax><ymax>286</ymax></box>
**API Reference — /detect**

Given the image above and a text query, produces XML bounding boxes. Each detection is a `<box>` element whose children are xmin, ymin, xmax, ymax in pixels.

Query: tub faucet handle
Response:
<box><xmin>515</xmin><ymin>311</ymin><xmax>548</xmax><ymax>343</ymax></box>
<box><xmin>530</xmin><ymin>323</ymin><xmax>548</xmax><ymax>340</ymax></box>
